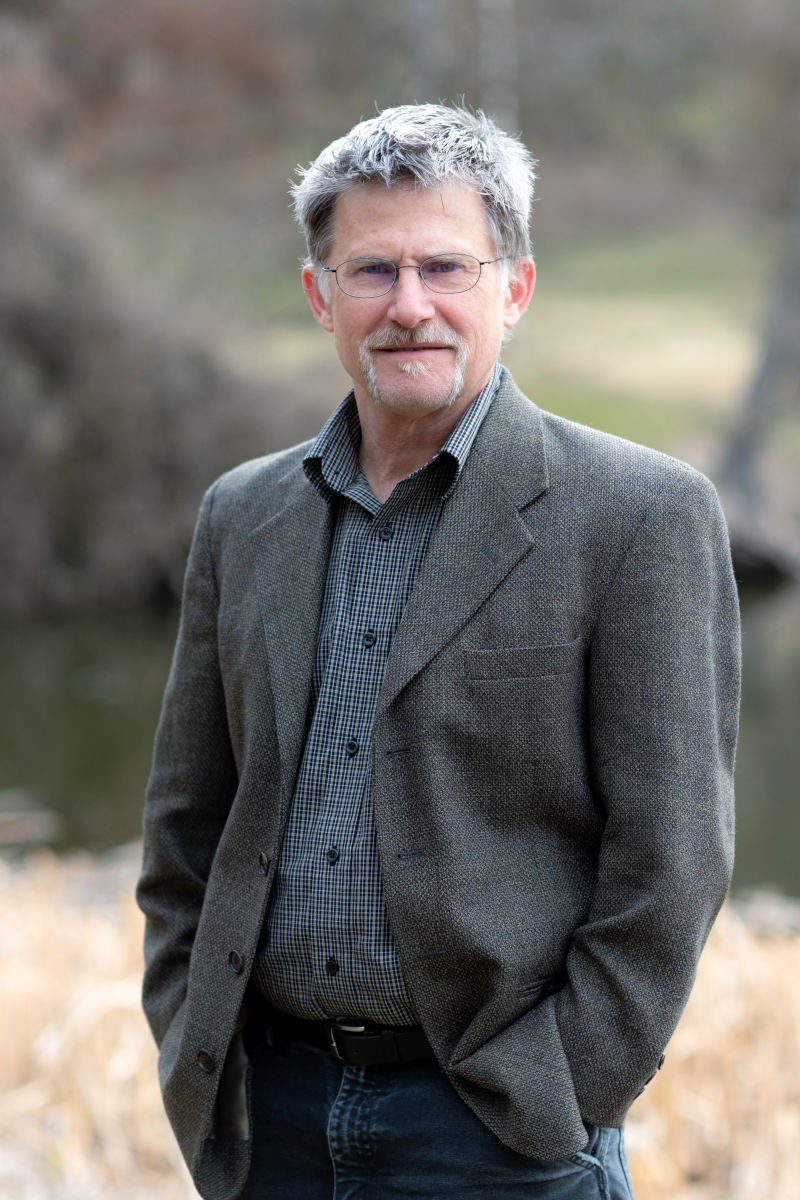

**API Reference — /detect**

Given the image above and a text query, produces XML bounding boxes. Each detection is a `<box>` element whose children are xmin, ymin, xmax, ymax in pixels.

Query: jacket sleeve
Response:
<box><xmin>556</xmin><ymin>465</ymin><xmax>740</xmax><ymax>1123</ymax></box>
<box><xmin>137</xmin><ymin>481</ymin><xmax>239</xmax><ymax>1050</ymax></box>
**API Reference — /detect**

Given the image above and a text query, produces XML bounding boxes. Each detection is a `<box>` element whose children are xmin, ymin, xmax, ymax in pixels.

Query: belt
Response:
<box><xmin>266</xmin><ymin>1008</ymin><xmax>436</xmax><ymax>1068</ymax></box>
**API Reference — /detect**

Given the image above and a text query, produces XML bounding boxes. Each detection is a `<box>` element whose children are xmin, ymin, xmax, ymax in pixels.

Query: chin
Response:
<box><xmin>366</xmin><ymin>361</ymin><xmax>466</xmax><ymax>411</ymax></box>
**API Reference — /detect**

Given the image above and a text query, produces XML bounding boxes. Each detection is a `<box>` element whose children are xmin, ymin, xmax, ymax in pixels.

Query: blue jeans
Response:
<box><xmin>240</xmin><ymin>1030</ymin><xmax>635</xmax><ymax>1199</ymax></box>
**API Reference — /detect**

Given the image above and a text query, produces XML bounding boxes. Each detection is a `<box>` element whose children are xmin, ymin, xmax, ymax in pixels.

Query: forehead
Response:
<box><xmin>329</xmin><ymin>180</ymin><xmax>494</xmax><ymax>258</ymax></box>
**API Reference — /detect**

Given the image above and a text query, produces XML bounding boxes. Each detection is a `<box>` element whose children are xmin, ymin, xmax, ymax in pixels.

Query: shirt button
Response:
<box><xmin>326</xmin><ymin>846</ymin><xmax>341</xmax><ymax>864</ymax></box>
<box><xmin>325</xmin><ymin>957</ymin><xmax>340</xmax><ymax>977</ymax></box>
<box><xmin>378</xmin><ymin>523</ymin><xmax>394</xmax><ymax>541</ymax></box>
<box><xmin>345</xmin><ymin>739</ymin><xmax>359</xmax><ymax>757</ymax></box>
<box><xmin>362</xmin><ymin>630</ymin><xmax>377</xmax><ymax>648</ymax></box>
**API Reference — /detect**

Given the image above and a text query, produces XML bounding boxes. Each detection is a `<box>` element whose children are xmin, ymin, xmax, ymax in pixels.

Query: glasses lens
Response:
<box><xmin>337</xmin><ymin>259</ymin><xmax>397</xmax><ymax>296</ymax></box>
<box><xmin>420</xmin><ymin>254</ymin><xmax>481</xmax><ymax>293</ymax></box>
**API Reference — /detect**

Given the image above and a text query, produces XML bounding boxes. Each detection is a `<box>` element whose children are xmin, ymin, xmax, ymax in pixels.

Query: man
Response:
<box><xmin>138</xmin><ymin>104</ymin><xmax>739</xmax><ymax>1200</ymax></box>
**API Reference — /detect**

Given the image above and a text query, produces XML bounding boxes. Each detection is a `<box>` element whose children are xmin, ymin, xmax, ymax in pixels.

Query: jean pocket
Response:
<box><xmin>572</xmin><ymin>1126</ymin><xmax>634</xmax><ymax>1200</ymax></box>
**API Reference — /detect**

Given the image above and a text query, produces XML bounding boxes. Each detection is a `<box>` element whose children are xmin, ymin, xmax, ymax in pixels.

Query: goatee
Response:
<box><xmin>358</xmin><ymin>321</ymin><xmax>468</xmax><ymax>408</ymax></box>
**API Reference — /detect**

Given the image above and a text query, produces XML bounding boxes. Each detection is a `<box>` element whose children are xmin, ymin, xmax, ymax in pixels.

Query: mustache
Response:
<box><xmin>360</xmin><ymin>322</ymin><xmax>465</xmax><ymax>352</ymax></box>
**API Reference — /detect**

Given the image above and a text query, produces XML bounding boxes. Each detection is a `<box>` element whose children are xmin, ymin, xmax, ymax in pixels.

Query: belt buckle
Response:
<box><xmin>327</xmin><ymin>1019</ymin><xmax>367</xmax><ymax>1062</ymax></box>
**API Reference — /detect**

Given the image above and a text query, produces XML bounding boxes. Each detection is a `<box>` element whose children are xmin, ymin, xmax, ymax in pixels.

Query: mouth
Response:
<box><xmin>377</xmin><ymin>344</ymin><xmax>452</xmax><ymax>356</ymax></box>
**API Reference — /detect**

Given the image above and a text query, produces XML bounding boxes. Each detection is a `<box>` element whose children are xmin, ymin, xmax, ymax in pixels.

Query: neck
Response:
<box><xmin>355</xmin><ymin>392</ymin><xmax>476</xmax><ymax>503</ymax></box>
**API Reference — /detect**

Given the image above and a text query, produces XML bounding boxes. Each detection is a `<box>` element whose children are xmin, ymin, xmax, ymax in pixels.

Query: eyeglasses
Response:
<box><xmin>321</xmin><ymin>253</ymin><xmax>507</xmax><ymax>298</ymax></box>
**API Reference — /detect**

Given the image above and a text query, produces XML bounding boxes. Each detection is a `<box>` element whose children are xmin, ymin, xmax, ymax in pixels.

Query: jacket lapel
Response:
<box><xmin>379</xmin><ymin>375</ymin><xmax>549</xmax><ymax>710</ymax></box>
<box><xmin>249</xmin><ymin>463</ymin><xmax>333</xmax><ymax>805</ymax></box>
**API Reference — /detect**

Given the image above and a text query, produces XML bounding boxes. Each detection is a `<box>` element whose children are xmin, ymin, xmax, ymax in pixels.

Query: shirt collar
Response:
<box><xmin>303</xmin><ymin>362</ymin><xmax>502</xmax><ymax>502</ymax></box>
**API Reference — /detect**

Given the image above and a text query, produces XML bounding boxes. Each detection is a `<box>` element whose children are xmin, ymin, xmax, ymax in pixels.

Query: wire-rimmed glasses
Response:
<box><xmin>321</xmin><ymin>253</ymin><xmax>507</xmax><ymax>298</ymax></box>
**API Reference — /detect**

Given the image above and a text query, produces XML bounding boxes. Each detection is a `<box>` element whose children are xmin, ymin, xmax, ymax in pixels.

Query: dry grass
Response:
<box><xmin>1</xmin><ymin>849</ymin><xmax>798</xmax><ymax>1200</ymax></box>
<box><xmin>0</xmin><ymin>848</ymin><xmax>195</xmax><ymax>1200</ymax></box>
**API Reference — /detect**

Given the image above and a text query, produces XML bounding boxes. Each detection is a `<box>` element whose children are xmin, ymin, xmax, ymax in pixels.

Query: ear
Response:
<box><xmin>503</xmin><ymin>258</ymin><xmax>536</xmax><ymax>328</ymax></box>
<box><xmin>302</xmin><ymin>264</ymin><xmax>335</xmax><ymax>332</ymax></box>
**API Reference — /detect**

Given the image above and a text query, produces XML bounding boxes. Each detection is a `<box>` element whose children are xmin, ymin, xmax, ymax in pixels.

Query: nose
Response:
<box><xmin>384</xmin><ymin>265</ymin><xmax>437</xmax><ymax>327</ymax></box>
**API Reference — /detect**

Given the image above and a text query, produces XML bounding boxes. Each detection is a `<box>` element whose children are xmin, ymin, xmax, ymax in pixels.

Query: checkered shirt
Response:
<box><xmin>251</xmin><ymin>366</ymin><xmax>501</xmax><ymax>1024</ymax></box>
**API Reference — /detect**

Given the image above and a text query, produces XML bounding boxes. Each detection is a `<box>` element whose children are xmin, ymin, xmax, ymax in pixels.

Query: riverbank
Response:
<box><xmin>1</xmin><ymin>847</ymin><xmax>799</xmax><ymax>1200</ymax></box>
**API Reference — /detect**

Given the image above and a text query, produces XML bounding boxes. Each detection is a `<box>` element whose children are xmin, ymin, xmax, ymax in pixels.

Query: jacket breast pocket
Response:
<box><xmin>464</xmin><ymin>639</ymin><xmax>583</xmax><ymax>680</ymax></box>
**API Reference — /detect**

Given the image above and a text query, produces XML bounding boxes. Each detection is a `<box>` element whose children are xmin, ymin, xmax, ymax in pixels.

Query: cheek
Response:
<box><xmin>469</xmin><ymin>317</ymin><xmax>504</xmax><ymax>359</ymax></box>
<box><xmin>334</xmin><ymin>320</ymin><xmax>367</xmax><ymax>359</ymax></box>
<box><xmin>458</xmin><ymin>295</ymin><xmax>505</xmax><ymax>344</ymax></box>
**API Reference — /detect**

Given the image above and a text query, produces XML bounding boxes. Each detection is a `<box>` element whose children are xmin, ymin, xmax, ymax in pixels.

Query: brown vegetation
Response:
<box><xmin>0</xmin><ymin>139</ymin><xmax>276</xmax><ymax>621</ymax></box>
<box><xmin>1</xmin><ymin>848</ymin><xmax>798</xmax><ymax>1199</ymax></box>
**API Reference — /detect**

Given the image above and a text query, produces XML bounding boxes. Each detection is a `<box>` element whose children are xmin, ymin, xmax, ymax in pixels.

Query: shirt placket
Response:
<box><xmin>313</xmin><ymin>500</ymin><xmax>409</xmax><ymax>1013</ymax></box>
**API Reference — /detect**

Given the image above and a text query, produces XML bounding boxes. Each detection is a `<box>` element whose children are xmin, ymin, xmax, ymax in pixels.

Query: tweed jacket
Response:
<box><xmin>137</xmin><ymin>369</ymin><xmax>740</xmax><ymax>1200</ymax></box>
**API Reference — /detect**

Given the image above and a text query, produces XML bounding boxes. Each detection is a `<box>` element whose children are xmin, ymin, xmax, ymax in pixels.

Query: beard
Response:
<box><xmin>358</xmin><ymin>321</ymin><xmax>469</xmax><ymax>408</ymax></box>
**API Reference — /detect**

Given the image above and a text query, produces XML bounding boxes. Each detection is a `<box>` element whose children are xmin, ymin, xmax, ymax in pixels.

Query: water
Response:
<box><xmin>735</xmin><ymin>585</ymin><xmax>800</xmax><ymax>897</ymax></box>
<box><xmin>1</xmin><ymin>588</ymin><xmax>798</xmax><ymax>896</ymax></box>
<box><xmin>0</xmin><ymin>613</ymin><xmax>177</xmax><ymax>852</ymax></box>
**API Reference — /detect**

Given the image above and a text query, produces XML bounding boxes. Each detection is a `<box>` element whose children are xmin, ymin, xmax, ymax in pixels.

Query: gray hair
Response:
<box><xmin>291</xmin><ymin>103</ymin><xmax>536</xmax><ymax>269</ymax></box>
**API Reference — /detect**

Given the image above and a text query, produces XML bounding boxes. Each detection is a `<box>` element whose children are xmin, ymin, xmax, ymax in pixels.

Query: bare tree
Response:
<box><xmin>721</xmin><ymin>178</ymin><xmax>800</xmax><ymax>502</ymax></box>
<box><xmin>716</xmin><ymin>173</ymin><xmax>800</xmax><ymax>582</ymax></box>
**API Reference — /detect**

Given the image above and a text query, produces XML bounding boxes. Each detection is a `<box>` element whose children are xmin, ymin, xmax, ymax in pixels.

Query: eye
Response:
<box><xmin>424</xmin><ymin>255</ymin><xmax>470</xmax><ymax>277</ymax></box>
<box><xmin>420</xmin><ymin>254</ymin><xmax>481</xmax><ymax>292</ymax></box>
<box><xmin>349</xmin><ymin>259</ymin><xmax>395</xmax><ymax>278</ymax></box>
<box><xmin>334</xmin><ymin>258</ymin><xmax>397</xmax><ymax>296</ymax></box>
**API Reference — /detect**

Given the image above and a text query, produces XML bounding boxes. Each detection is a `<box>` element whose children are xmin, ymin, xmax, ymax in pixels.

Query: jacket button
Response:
<box><xmin>228</xmin><ymin>950</ymin><xmax>244</xmax><ymax>974</ymax></box>
<box><xmin>197</xmin><ymin>1049</ymin><xmax>216</xmax><ymax>1074</ymax></box>
<box><xmin>258</xmin><ymin>851</ymin><xmax>270</xmax><ymax>875</ymax></box>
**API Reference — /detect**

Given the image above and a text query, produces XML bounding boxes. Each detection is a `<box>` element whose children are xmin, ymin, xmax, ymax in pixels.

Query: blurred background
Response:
<box><xmin>0</xmin><ymin>1</ymin><xmax>799</xmax><ymax>1196</ymax></box>
<box><xmin>1</xmin><ymin>0</ymin><xmax>798</xmax><ymax>893</ymax></box>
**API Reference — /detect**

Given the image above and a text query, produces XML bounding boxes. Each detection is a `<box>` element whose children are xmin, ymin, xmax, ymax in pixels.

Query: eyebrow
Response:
<box><xmin>335</xmin><ymin>249</ymin><xmax>477</xmax><ymax>263</ymax></box>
